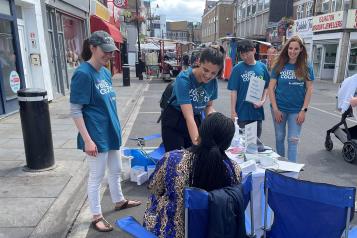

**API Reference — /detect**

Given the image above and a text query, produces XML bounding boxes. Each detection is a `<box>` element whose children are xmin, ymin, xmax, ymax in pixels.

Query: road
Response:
<box><xmin>69</xmin><ymin>78</ymin><xmax>357</xmax><ymax>238</ymax></box>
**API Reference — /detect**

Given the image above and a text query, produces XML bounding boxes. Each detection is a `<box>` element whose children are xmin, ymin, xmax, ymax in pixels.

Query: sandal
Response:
<box><xmin>114</xmin><ymin>199</ymin><xmax>142</xmax><ymax>211</ymax></box>
<box><xmin>91</xmin><ymin>217</ymin><xmax>113</xmax><ymax>232</ymax></box>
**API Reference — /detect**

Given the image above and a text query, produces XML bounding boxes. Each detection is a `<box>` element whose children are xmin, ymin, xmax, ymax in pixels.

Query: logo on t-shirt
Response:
<box><xmin>242</xmin><ymin>71</ymin><xmax>263</xmax><ymax>82</ymax></box>
<box><xmin>95</xmin><ymin>80</ymin><xmax>113</xmax><ymax>95</ymax></box>
<box><xmin>280</xmin><ymin>70</ymin><xmax>304</xmax><ymax>86</ymax></box>
<box><xmin>189</xmin><ymin>87</ymin><xmax>210</xmax><ymax>104</ymax></box>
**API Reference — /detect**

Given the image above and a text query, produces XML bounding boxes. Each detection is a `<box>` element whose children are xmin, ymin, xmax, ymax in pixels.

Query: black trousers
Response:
<box><xmin>161</xmin><ymin>105</ymin><xmax>201</xmax><ymax>152</ymax></box>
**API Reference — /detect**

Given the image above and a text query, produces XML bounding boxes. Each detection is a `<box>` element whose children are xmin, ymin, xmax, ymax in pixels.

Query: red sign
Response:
<box><xmin>113</xmin><ymin>0</ymin><xmax>127</xmax><ymax>8</ymax></box>
<box><xmin>312</xmin><ymin>11</ymin><xmax>344</xmax><ymax>32</ymax></box>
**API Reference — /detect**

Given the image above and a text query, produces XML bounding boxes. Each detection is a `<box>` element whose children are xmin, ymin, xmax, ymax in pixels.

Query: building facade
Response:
<box><xmin>311</xmin><ymin>0</ymin><xmax>357</xmax><ymax>82</ymax></box>
<box><xmin>166</xmin><ymin>21</ymin><xmax>190</xmax><ymax>41</ymax></box>
<box><xmin>202</xmin><ymin>0</ymin><xmax>234</xmax><ymax>43</ymax></box>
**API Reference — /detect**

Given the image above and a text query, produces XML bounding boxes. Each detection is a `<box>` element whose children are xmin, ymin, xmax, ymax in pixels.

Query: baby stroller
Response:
<box><xmin>325</xmin><ymin>106</ymin><xmax>357</xmax><ymax>163</ymax></box>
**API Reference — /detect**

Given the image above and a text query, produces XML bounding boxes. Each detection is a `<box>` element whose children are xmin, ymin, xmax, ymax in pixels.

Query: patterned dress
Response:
<box><xmin>143</xmin><ymin>149</ymin><xmax>242</xmax><ymax>238</ymax></box>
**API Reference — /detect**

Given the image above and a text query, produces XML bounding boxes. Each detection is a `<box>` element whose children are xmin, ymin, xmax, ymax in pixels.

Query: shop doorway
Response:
<box><xmin>313</xmin><ymin>43</ymin><xmax>338</xmax><ymax>81</ymax></box>
<box><xmin>0</xmin><ymin>18</ymin><xmax>21</xmax><ymax>114</ymax></box>
<box><xmin>348</xmin><ymin>43</ymin><xmax>357</xmax><ymax>77</ymax></box>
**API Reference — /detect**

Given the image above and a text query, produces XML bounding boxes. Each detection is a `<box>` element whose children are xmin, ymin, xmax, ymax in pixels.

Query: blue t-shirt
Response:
<box><xmin>227</xmin><ymin>61</ymin><xmax>270</xmax><ymax>121</ymax></box>
<box><xmin>171</xmin><ymin>67</ymin><xmax>218</xmax><ymax>115</ymax></box>
<box><xmin>271</xmin><ymin>63</ymin><xmax>314</xmax><ymax>113</ymax></box>
<box><xmin>70</xmin><ymin>62</ymin><xmax>122</xmax><ymax>153</ymax></box>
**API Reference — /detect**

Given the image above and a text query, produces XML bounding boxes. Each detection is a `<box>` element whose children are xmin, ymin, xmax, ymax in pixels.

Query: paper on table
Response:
<box><xmin>275</xmin><ymin>161</ymin><xmax>305</xmax><ymax>172</ymax></box>
<box><xmin>245</xmin><ymin>75</ymin><xmax>265</xmax><ymax>104</ymax></box>
<box><xmin>245</xmin><ymin>121</ymin><xmax>257</xmax><ymax>148</ymax></box>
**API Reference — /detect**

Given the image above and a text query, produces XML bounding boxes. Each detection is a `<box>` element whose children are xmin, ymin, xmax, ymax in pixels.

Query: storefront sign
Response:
<box><xmin>293</xmin><ymin>17</ymin><xmax>313</xmax><ymax>37</ymax></box>
<box><xmin>312</xmin><ymin>11</ymin><xmax>344</xmax><ymax>32</ymax></box>
<box><xmin>113</xmin><ymin>0</ymin><xmax>127</xmax><ymax>8</ymax></box>
<box><xmin>95</xmin><ymin>2</ymin><xmax>110</xmax><ymax>21</ymax></box>
<box><xmin>346</xmin><ymin>9</ymin><xmax>357</xmax><ymax>29</ymax></box>
<box><xmin>9</xmin><ymin>71</ymin><xmax>21</xmax><ymax>93</ymax></box>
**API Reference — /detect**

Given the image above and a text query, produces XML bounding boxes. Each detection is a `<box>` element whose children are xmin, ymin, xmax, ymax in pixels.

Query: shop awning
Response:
<box><xmin>90</xmin><ymin>15</ymin><xmax>123</xmax><ymax>43</ymax></box>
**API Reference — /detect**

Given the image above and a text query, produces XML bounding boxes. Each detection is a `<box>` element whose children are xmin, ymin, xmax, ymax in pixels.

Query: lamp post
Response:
<box><xmin>135</xmin><ymin>0</ymin><xmax>143</xmax><ymax>80</ymax></box>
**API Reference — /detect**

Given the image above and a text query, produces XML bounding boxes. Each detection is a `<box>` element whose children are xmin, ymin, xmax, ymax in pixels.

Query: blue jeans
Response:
<box><xmin>271</xmin><ymin>109</ymin><xmax>302</xmax><ymax>162</ymax></box>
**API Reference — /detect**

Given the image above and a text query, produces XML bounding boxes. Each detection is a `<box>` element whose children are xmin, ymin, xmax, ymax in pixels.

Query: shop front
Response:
<box><xmin>44</xmin><ymin>0</ymin><xmax>89</xmax><ymax>96</ymax></box>
<box><xmin>312</xmin><ymin>11</ymin><xmax>345</xmax><ymax>82</ymax></box>
<box><xmin>346</xmin><ymin>10</ymin><xmax>357</xmax><ymax>77</ymax></box>
<box><xmin>0</xmin><ymin>0</ymin><xmax>25</xmax><ymax>115</ymax></box>
<box><xmin>90</xmin><ymin>0</ymin><xmax>124</xmax><ymax>75</ymax></box>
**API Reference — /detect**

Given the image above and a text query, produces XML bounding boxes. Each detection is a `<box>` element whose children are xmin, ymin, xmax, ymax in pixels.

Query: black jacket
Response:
<box><xmin>208</xmin><ymin>185</ymin><xmax>247</xmax><ymax>238</ymax></box>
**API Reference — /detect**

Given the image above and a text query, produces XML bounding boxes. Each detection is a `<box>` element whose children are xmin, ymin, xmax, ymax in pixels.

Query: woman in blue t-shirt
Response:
<box><xmin>161</xmin><ymin>47</ymin><xmax>224</xmax><ymax>151</ymax></box>
<box><xmin>70</xmin><ymin>31</ymin><xmax>141</xmax><ymax>232</ymax></box>
<box><xmin>268</xmin><ymin>35</ymin><xmax>314</xmax><ymax>162</ymax></box>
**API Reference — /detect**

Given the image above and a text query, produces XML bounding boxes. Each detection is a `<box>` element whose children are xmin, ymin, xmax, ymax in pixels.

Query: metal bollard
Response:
<box><xmin>123</xmin><ymin>64</ymin><xmax>130</xmax><ymax>86</ymax></box>
<box><xmin>18</xmin><ymin>88</ymin><xmax>55</xmax><ymax>171</ymax></box>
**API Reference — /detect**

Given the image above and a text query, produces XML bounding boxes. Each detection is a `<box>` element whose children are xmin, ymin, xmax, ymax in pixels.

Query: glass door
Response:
<box><xmin>313</xmin><ymin>44</ymin><xmax>323</xmax><ymax>80</ymax></box>
<box><xmin>0</xmin><ymin>18</ymin><xmax>21</xmax><ymax>114</ymax></box>
<box><xmin>348</xmin><ymin>43</ymin><xmax>357</xmax><ymax>77</ymax></box>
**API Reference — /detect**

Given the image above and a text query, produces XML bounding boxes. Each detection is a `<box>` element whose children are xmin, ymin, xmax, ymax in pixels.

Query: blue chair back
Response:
<box><xmin>242</xmin><ymin>173</ymin><xmax>255</xmax><ymax>238</ymax></box>
<box><xmin>263</xmin><ymin>169</ymin><xmax>356</xmax><ymax>238</ymax></box>
<box><xmin>184</xmin><ymin>187</ymin><xmax>209</xmax><ymax>238</ymax></box>
<box><xmin>116</xmin><ymin>216</ymin><xmax>157</xmax><ymax>238</ymax></box>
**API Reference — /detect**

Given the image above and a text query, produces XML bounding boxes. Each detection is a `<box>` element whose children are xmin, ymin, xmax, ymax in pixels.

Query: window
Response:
<box><xmin>297</xmin><ymin>4</ymin><xmax>304</xmax><ymax>19</ymax></box>
<box><xmin>252</xmin><ymin>0</ymin><xmax>257</xmax><ymax>15</ymax></box>
<box><xmin>257</xmin><ymin>0</ymin><xmax>264</xmax><ymax>11</ymax></box>
<box><xmin>322</xmin><ymin>0</ymin><xmax>330</xmax><ymax>13</ymax></box>
<box><xmin>264</xmin><ymin>0</ymin><xmax>270</xmax><ymax>9</ymax></box>
<box><xmin>0</xmin><ymin>0</ymin><xmax>10</xmax><ymax>15</ymax></box>
<box><xmin>353</xmin><ymin>0</ymin><xmax>357</xmax><ymax>8</ymax></box>
<box><xmin>306</xmin><ymin>1</ymin><xmax>313</xmax><ymax>17</ymax></box>
<box><xmin>242</xmin><ymin>0</ymin><xmax>247</xmax><ymax>18</ymax></box>
<box><xmin>0</xmin><ymin>19</ymin><xmax>19</xmax><ymax>100</ymax></box>
<box><xmin>331</xmin><ymin>0</ymin><xmax>342</xmax><ymax>11</ymax></box>
<box><xmin>247</xmin><ymin>0</ymin><xmax>251</xmax><ymax>16</ymax></box>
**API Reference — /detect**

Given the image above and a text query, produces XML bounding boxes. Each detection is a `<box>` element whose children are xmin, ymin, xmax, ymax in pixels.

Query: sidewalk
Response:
<box><xmin>0</xmin><ymin>72</ymin><xmax>148</xmax><ymax>238</ymax></box>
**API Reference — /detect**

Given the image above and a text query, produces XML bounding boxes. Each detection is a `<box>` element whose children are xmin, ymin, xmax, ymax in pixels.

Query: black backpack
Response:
<box><xmin>157</xmin><ymin>80</ymin><xmax>176</xmax><ymax>123</ymax></box>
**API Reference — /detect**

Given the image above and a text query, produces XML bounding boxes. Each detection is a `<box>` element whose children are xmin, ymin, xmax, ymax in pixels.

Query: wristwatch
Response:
<box><xmin>301</xmin><ymin>107</ymin><xmax>308</xmax><ymax>112</ymax></box>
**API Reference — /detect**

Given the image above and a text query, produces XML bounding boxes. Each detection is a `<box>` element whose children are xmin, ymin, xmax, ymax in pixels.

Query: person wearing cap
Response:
<box><xmin>268</xmin><ymin>35</ymin><xmax>314</xmax><ymax>162</ymax></box>
<box><xmin>227</xmin><ymin>39</ymin><xmax>270</xmax><ymax>151</ymax></box>
<box><xmin>69</xmin><ymin>31</ymin><xmax>141</xmax><ymax>232</ymax></box>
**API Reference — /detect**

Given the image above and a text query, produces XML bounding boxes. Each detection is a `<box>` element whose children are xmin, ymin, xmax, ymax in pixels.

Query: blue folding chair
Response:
<box><xmin>116</xmin><ymin>216</ymin><xmax>157</xmax><ymax>238</ymax></box>
<box><xmin>263</xmin><ymin>169</ymin><xmax>356</xmax><ymax>238</ymax></box>
<box><xmin>184</xmin><ymin>173</ymin><xmax>255</xmax><ymax>238</ymax></box>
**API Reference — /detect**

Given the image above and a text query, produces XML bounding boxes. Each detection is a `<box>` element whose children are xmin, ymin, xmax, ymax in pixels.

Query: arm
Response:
<box><xmin>350</xmin><ymin>97</ymin><xmax>357</xmax><ymax>107</ymax></box>
<box><xmin>205</xmin><ymin>100</ymin><xmax>215</xmax><ymax>115</ymax></box>
<box><xmin>181</xmin><ymin>104</ymin><xmax>199</xmax><ymax>145</ymax></box>
<box><xmin>230</xmin><ymin>90</ymin><xmax>238</xmax><ymax>120</ymax></box>
<box><xmin>296</xmin><ymin>80</ymin><xmax>313</xmax><ymax>125</ymax></box>
<box><xmin>268</xmin><ymin>79</ymin><xmax>283</xmax><ymax>123</ymax></box>
<box><xmin>72</xmin><ymin>117</ymin><xmax>98</xmax><ymax>157</ymax></box>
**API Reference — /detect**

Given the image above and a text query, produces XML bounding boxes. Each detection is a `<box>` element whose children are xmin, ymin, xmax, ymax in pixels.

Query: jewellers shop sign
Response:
<box><xmin>312</xmin><ymin>11</ymin><xmax>344</xmax><ymax>32</ymax></box>
<box><xmin>293</xmin><ymin>17</ymin><xmax>313</xmax><ymax>38</ymax></box>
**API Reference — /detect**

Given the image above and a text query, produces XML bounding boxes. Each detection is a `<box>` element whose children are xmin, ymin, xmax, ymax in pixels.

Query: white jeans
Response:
<box><xmin>87</xmin><ymin>150</ymin><xmax>125</xmax><ymax>215</ymax></box>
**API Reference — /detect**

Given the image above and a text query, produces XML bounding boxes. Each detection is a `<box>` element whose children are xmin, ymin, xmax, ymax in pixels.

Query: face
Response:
<box><xmin>240</xmin><ymin>48</ymin><xmax>256</xmax><ymax>64</ymax></box>
<box><xmin>267</xmin><ymin>48</ymin><xmax>277</xmax><ymax>61</ymax></box>
<box><xmin>91</xmin><ymin>46</ymin><xmax>114</xmax><ymax>66</ymax></box>
<box><xmin>198</xmin><ymin>61</ymin><xmax>220</xmax><ymax>83</ymax></box>
<box><xmin>287</xmin><ymin>41</ymin><xmax>302</xmax><ymax>63</ymax></box>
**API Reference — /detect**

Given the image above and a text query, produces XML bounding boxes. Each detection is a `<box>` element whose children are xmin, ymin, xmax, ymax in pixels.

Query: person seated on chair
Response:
<box><xmin>143</xmin><ymin>112</ymin><xmax>242</xmax><ymax>238</ymax></box>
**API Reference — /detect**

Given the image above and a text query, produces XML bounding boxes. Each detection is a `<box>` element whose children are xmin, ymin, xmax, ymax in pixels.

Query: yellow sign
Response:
<box><xmin>95</xmin><ymin>2</ymin><xmax>110</xmax><ymax>22</ymax></box>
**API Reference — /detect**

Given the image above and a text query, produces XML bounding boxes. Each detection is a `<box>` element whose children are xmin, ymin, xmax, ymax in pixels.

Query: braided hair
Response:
<box><xmin>189</xmin><ymin>112</ymin><xmax>237</xmax><ymax>191</ymax></box>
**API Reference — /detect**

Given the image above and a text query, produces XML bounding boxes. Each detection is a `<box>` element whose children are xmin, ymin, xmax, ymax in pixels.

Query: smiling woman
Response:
<box><xmin>161</xmin><ymin>47</ymin><xmax>224</xmax><ymax>152</ymax></box>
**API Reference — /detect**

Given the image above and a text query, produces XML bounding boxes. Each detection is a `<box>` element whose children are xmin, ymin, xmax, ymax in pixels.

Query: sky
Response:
<box><xmin>148</xmin><ymin>0</ymin><xmax>207</xmax><ymax>22</ymax></box>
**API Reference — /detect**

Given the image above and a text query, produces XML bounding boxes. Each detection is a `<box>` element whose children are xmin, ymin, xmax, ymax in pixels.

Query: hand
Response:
<box><xmin>296</xmin><ymin>111</ymin><xmax>306</xmax><ymax>125</ymax></box>
<box><xmin>350</xmin><ymin>97</ymin><xmax>357</xmax><ymax>107</ymax></box>
<box><xmin>231</xmin><ymin>112</ymin><xmax>238</xmax><ymax>121</ymax></box>
<box><xmin>85</xmin><ymin>139</ymin><xmax>98</xmax><ymax>157</ymax></box>
<box><xmin>254</xmin><ymin>100</ymin><xmax>265</xmax><ymax>108</ymax></box>
<box><xmin>273</xmin><ymin>108</ymin><xmax>283</xmax><ymax>123</ymax></box>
